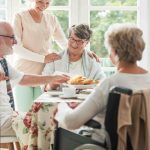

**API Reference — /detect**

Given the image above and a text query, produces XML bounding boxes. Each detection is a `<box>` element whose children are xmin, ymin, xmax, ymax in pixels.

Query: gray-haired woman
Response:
<box><xmin>42</xmin><ymin>24</ymin><xmax>105</xmax><ymax>91</ymax></box>
<box><xmin>55</xmin><ymin>23</ymin><xmax>150</xmax><ymax>137</ymax></box>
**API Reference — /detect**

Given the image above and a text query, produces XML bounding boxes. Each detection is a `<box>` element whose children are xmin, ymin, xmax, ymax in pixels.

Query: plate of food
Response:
<box><xmin>71</xmin><ymin>84</ymin><xmax>96</xmax><ymax>89</ymax></box>
<box><xmin>65</xmin><ymin>75</ymin><xmax>99</xmax><ymax>89</ymax></box>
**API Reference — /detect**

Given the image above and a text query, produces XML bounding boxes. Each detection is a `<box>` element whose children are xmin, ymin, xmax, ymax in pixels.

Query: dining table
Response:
<box><xmin>21</xmin><ymin>89</ymin><xmax>91</xmax><ymax>150</ymax></box>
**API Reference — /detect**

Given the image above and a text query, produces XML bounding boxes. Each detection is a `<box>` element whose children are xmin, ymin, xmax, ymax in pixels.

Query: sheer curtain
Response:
<box><xmin>138</xmin><ymin>0</ymin><xmax>150</xmax><ymax>70</ymax></box>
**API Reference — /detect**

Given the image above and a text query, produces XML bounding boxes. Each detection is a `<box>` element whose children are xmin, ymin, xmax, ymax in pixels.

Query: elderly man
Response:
<box><xmin>0</xmin><ymin>21</ymin><xmax>69</xmax><ymax>137</ymax></box>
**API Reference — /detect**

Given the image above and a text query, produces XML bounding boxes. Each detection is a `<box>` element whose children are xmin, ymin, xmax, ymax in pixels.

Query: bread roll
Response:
<box><xmin>68</xmin><ymin>75</ymin><xmax>98</xmax><ymax>85</ymax></box>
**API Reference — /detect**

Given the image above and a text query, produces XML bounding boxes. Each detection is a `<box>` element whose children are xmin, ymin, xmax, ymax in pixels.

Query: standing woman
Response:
<box><xmin>13</xmin><ymin>0</ymin><xmax>67</xmax><ymax>111</ymax></box>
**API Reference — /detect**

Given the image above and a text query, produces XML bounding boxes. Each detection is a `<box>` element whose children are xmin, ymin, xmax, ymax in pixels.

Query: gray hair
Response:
<box><xmin>69</xmin><ymin>24</ymin><xmax>92</xmax><ymax>41</ymax></box>
<box><xmin>104</xmin><ymin>23</ymin><xmax>145</xmax><ymax>63</ymax></box>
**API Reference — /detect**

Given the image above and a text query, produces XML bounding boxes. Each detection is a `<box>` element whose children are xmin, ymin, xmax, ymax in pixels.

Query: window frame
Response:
<box><xmin>2</xmin><ymin>0</ymin><xmax>150</xmax><ymax>71</ymax></box>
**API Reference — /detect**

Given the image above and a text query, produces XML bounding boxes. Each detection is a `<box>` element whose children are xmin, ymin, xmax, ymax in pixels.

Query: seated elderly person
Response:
<box><xmin>42</xmin><ymin>24</ymin><xmax>105</xmax><ymax>91</ymax></box>
<box><xmin>55</xmin><ymin>23</ymin><xmax>150</xmax><ymax>139</ymax></box>
<box><xmin>0</xmin><ymin>21</ymin><xmax>69</xmax><ymax>149</ymax></box>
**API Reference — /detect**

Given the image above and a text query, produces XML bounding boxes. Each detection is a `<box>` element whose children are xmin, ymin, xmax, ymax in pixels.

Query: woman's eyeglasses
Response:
<box><xmin>0</xmin><ymin>35</ymin><xmax>16</xmax><ymax>41</ymax></box>
<box><xmin>69</xmin><ymin>37</ymin><xmax>86</xmax><ymax>45</ymax></box>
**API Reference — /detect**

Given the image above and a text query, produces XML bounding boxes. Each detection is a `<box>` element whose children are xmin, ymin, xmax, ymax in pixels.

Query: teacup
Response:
<box><xmin>62</xmin><ymin>87</ymin><xmax>76</xmax><ymax>97</ymax></box>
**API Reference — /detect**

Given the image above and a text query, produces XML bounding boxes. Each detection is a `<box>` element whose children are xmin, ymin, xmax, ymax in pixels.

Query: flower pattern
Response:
<box><xmin>12</xmin><ymin>102</ymin><xmax>56</xmax><ymax>150</ymax></box>
<box><xmin>23</xmin><ymin>112</ymin><xmax>32</xmax><ymax>128</ymax></box>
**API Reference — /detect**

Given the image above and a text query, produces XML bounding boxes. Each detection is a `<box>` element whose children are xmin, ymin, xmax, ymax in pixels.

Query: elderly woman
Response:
<box><xmin>42</xmin><ymin>24</ymin><xmax>105</xmax><ymax>91</ymax></box>
<box><xmin>55</xmin><ymin>23</ymin><xmax>150</xmax><ymax>131</ymax></box>
<box><xmin>13</xmin><ymin>0</ymin><xmax>99</xmax><ymax>112</ymax></box>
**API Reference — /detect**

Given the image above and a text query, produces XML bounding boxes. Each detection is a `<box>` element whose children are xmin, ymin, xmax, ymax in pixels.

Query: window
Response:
<box><xmin>90</xmin><ymin>0</ymin><xmax>137</xmax><ymax>57</ymax></box>
<box><xmin>1</xmin><ymin>0</ymin><xmax>144</xmax><ymax>75</ymax></box>
<box><xmin>47</xmin><ymin>0</ymin><xmax>69</xmax><ymax>51</ymax></box>
<box><xmin>0</xmin><ymin>0</ymin><xmax>6</xmax><ymax>20</ymax></box>
<box><xmin>89</xmin><ymin>0</ymin><xmax>137</xmax><ymax>75</ymax></box>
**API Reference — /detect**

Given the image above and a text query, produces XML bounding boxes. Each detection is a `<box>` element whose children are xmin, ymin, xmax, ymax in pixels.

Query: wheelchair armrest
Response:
<box><xmin>74</xmin><ymin>144</ymin><xmax>106</xmax><ymax>150</ymax></box>
<box><xmin>84</xmin><ymin>119</ymin><xmax>101</xmax><ymax>129</ymax></box>
<box><xmin>110</xmin><ymin>86</ymin><xmax>133</xmax><ymax>95</ymax></box>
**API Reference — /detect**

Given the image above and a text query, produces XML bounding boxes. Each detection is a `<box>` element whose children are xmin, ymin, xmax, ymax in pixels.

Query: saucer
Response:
<box><xmin>59</xmin><ymin>95</ymin><xmax>77</xmax><ymax>99</ymax></box>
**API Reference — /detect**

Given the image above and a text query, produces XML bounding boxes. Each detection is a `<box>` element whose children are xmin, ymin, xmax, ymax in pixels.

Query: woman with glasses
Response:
<box><xmin>42</xmin><ymin>24</ymin><xmax>105</xmax><ymax>91</ymax></box>
<box><xmin>13</xmin><ymin>0</ymin><xmax>99</xmax><ymax>112</ymax></box>
<box><xmin>55</xmin><ymin>23</ymin><xmax>150</xmax><ymax>144</ymax></box>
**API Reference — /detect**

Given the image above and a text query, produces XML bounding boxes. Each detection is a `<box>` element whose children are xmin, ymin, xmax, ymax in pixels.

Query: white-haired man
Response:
<box><xmin>0</xmin><ymin>21</ymin><xmax>69</xmax><ymax>137</ymax></box>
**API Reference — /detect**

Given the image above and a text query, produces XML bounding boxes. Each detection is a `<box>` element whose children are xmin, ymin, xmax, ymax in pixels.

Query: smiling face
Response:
<box><xmin>34</xmin><ymin>0</ymin><xmax>51</xmax><ymax>12</ymax></box>
<box><xmin>0</xmin><ymin>22</ymin><xmax>17</xmax><ymax>57</ymax></box>
<box><xmin>68</xmin><ymin>31</ymin><xmax>88</xmax><ymax>56</ymax></box>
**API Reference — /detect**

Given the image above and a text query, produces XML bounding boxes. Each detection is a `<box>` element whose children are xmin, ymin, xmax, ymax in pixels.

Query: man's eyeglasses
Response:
<box><xmin>69</xmin><ymin>37</ymin><xmax>86</xmax><ymax>45</ymax></box>
<box><xmin>0</xmin><ymin>35</ymin><xmax>16</xmax><ymax>41</ymax></box>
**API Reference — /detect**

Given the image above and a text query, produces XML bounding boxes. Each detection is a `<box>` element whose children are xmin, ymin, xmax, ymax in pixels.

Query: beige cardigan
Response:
<box><xmin>13</xmin><ymin>10</ymin><xmax>67</xmax><ymax>74</ymax></box>
<box><xmin>117</xmin><ymin>89</ymin><xmax>150</xmax><ymax>150</ymax></box>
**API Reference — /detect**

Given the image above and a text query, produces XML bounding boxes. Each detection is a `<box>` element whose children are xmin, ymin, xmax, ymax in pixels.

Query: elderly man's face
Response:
<box><xmin>0</xmin><ymin>24</ymin><xmax>17</xmax><ymax>56</ymax></box>
<box><xmin>68</xmin><ymin>32</ymin><xmax>88</xmax><ymax>56</ymax></box>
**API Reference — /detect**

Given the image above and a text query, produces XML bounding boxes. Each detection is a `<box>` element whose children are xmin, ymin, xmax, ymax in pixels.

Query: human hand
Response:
<box><xmin>50</xmin><ymin>74</ymin><xmax>70</xmax><ymax>85</ymax></box>
<box><xmin>87</xmin><ymin>51</ymin><xmax>100</xmax><ymax>62</ymax></box>
<box><xmin>44</xmin><ymin>53</ymin><xmax>61</xmax><ymax>63</ymax></box>
<box><xmin>0</xmin><ymin>72</ymin><xmax>9</xmax><ymax>81</ymax></box>
<box><xmin>67</xmin><ymin>102</ymin><xmax>80</xmax><ymax>109</ymax></box>
<box><xmin>44</xmin><ymin>83</ymin><xmax>60</xmax><ymax>91</ymax></box>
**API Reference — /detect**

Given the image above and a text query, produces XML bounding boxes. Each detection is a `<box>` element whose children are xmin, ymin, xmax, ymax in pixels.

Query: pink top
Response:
<box><xmin>13</xmin><ymin>10</ymin><xmax>67</xmax><ymax>74</ymax></box>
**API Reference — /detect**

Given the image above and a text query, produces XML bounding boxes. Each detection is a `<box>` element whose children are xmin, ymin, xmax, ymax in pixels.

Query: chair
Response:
<box><xmin>53</xmin><ymin>87</ymin><xmax>135</xmax><ymax>150</ymax></box>
<box><xmin>104</xmin><ymin>87</ymin><xmax>133</xmax><ymax>150</ymax></box>
<box><xmin>0</xmin><ymin>136</ymin><xmax>21</xmax><ymax>150</ymax></box>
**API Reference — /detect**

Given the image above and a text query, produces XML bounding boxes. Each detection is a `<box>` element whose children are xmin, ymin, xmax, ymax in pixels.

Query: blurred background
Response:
<box><xmin>1</xmin><ymin>0</ymin><xmax>149</xmax><ymax>76</ymax></box>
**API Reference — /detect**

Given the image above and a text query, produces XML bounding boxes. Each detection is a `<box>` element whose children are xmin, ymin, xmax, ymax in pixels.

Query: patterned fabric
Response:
<box><xmin>12</xmin><ymin>102</ymin><xmax>56</xmax><ymax>150</ymax></box>
<box><xmin>0</xmin><ymin>58</ymin><xmax>15</xmax><ymax>110</ymax></box>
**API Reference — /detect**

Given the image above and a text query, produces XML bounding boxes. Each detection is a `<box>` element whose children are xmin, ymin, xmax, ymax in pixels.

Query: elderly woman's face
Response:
<box><xmin>68</xmin><ymin>32</ymin><xmax>88</xmax><ymax>56</ymax></box>
<box><xmin>34</xmin><ymin>0</ymin><xmax>50</xmax><ymax>11</ymax></box>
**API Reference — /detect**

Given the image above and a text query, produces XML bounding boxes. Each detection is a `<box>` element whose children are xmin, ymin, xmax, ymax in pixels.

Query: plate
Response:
<box><xmin>59</xmin><ymin>95</ymin><xmax>77</xmax><ymax>99</ymax></box>
<box><xmin>68</xmin><ymin>84</ymin><xmax>96</xmax><ymax>89</ymax></box>
<box><xmin>46</xmin><ymin>91</ymin><xmax>63</xmax><ymax>97</ymax></box>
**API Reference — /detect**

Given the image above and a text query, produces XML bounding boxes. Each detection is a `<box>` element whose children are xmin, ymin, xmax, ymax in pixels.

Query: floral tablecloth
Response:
<box><xmin>12</xmin><ymin>102</ymin><xmax>57</xmax><ymax>150</ymax></box>
<box><xmin>12</xmin><ymin>91</ymin><xmax>88</xmax><ymax>150</ymax></box>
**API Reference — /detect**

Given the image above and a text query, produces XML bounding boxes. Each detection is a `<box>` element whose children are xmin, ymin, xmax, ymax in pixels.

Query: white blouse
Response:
<box><xmin>57</xmin><ymin>72</ymin><xmax>150</xmax><ymax>130</ymax></box>
<box><xmin>13</xmin><ymin>10</ymin><xmax>67</xmax><ymax>74</ymax></box>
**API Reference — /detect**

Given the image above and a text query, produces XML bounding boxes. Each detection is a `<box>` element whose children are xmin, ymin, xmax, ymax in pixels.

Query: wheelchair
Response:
<box><xmin>53</xmin><ymin>87</ymin><xmax>133</xmax><ymax>150</ymax></box>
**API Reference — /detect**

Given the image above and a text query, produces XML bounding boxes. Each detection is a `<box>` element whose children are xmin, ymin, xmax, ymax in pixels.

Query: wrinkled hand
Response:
<box><xmin>51</xmin><ymin>75</ymin><xmax>70</xmax><ymax>85</ymax></box>
<box><xmin>50</xmin><ymin>83</ymin><xmax>60</xmax><ymax>90</ymax></box>
<box><xmin>0</xmin><ymin>72</ymin><xmax>8</xmax><ymax>81</ymax></box>
<box><xmin>67</xmin><ymin>102</ymin><xmax>80</xmax><ymax>109</ymax></box>
<box><xmin>44</xmin><ymin>83</ymin><xmax>60</xmax><ymax>91</ymax></box>
<box><xmin>88</xmin><ymin>51</ymin><xmax>100</xmax><ymax>62</ymax></box>
<box><xmin>44</xmin><ymin>53</ymin><xmax>61</xmax><ymax>63</ymax></box>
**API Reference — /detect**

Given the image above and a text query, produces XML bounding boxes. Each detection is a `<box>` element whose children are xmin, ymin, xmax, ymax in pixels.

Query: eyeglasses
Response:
<box><xmin>0</xmin><ymin>35</ymin><xmax>16</xmax><ymax>41</ymax></box>
<box><xmin>69</xmin><ymin>37</ymin><xmax>86</xmax><ymax>45</ymax></box>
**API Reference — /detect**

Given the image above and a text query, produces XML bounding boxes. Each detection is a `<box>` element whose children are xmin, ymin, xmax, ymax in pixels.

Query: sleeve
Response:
<box><xmin>91</xmin><ymin>60</ymin><xmax>106</xmax><ymax>80</ymax></box>
<box><xmin>83</xmin><ymin>51</ymin><xmax>106</xmax><ymax>80</ymax></box>
<box><xmin>57</xmin><ymin>78</ymin><xmax>110</xmax><ymax>130</ymax></box>
<box><xmin>52</xmin><ymin>16</ymin><xmax>67</xmax><ymax>50</ymax></box>
<box><xmin>7</xmin><ymin>61</ymin><xmax>24</xmax><ymax>87</ymax></box>
<box><xmin>41</xmin><ymin>62</ymin><xmax>55</xmax><ymax>91</ymax></box>
<box><xmin>13</xmin><ymin>13</ymin><xmax>45</xmax><ymax>63</ymax></box>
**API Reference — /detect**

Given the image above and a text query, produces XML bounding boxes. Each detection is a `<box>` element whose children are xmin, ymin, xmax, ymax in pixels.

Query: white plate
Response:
<box><xmin>68</xmin><ymin>84</ymin><xmax>96</xmax><ymax>89</ymax></box>
<box><xmin>46</xmin><ymin>91</ymin><xmax>63</xmax><ymax>97</ymax></box>
<box><xmin>59</xmin><ymin>95</ymin><xmax>77</xmax><ymax>99</ymax></box>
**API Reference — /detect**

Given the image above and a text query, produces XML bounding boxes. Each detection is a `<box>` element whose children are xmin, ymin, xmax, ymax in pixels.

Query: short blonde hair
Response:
<box><xmin>104</xmin><ymin>23</ymin><xmax>145</xmax><ymax>63</ymax></box>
